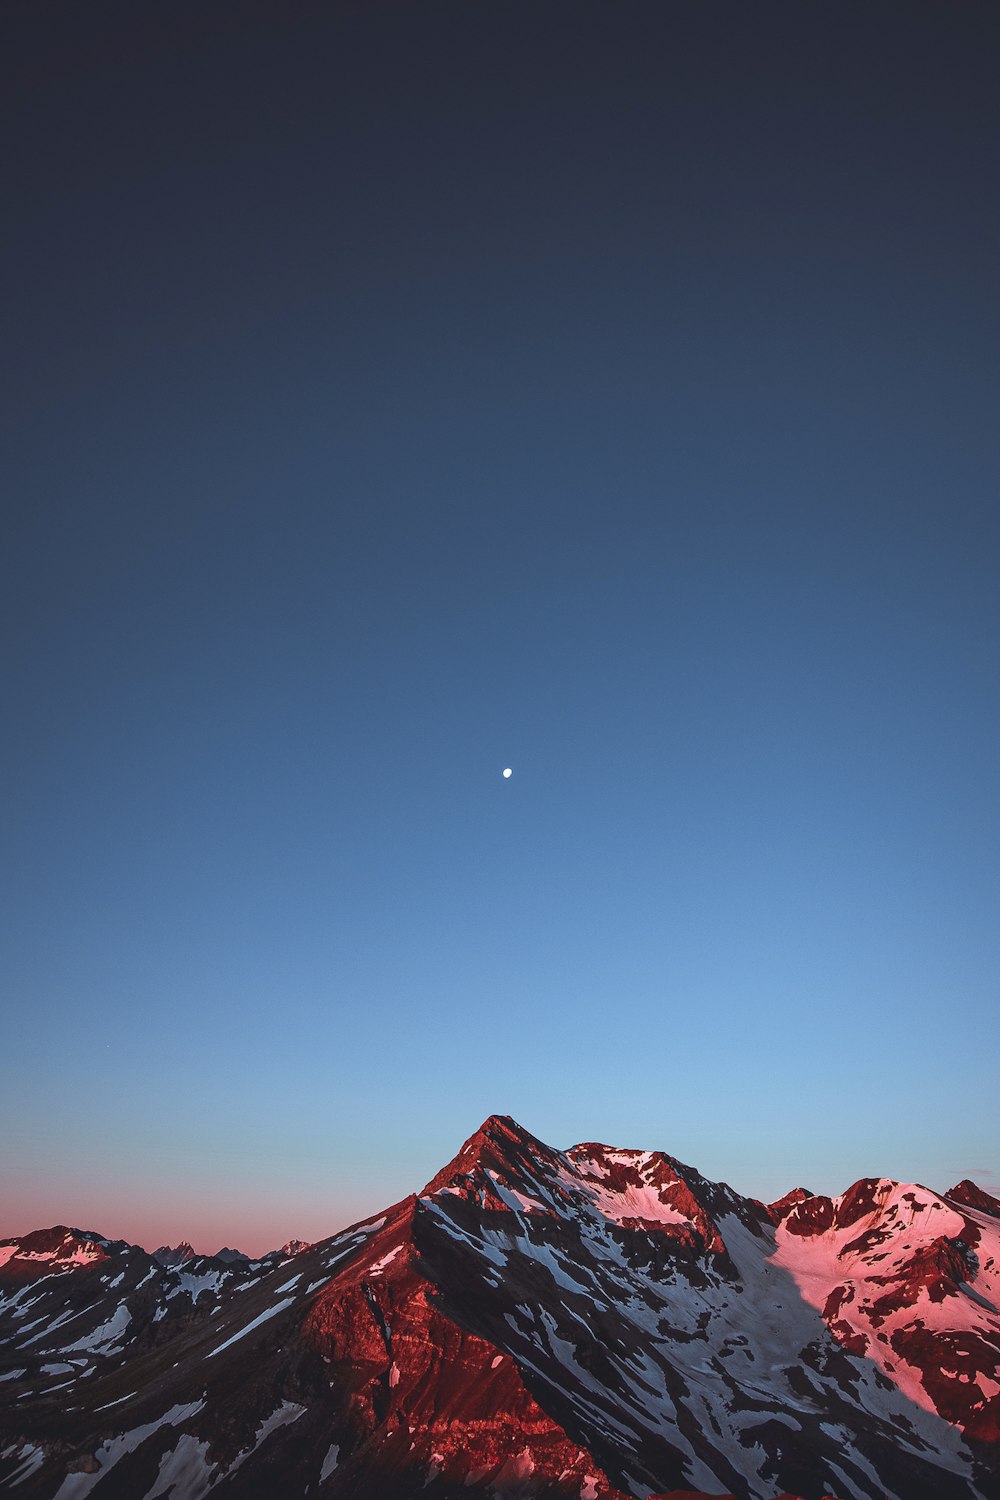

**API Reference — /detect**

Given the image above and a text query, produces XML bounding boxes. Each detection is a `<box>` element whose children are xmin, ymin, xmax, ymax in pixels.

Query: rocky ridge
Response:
<box><xmin>0</xmin><ymin>1116</ymin><xmax>997</xmax><ymax>1499</ymax></box>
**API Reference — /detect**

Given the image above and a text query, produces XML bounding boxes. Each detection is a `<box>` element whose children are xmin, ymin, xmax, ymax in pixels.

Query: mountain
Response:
<box><xmin>151</xmin><ymin>1242</ymin><xmax>198</xmax><ymax>1268</ymax></box>
<box><xmin>1</xmin><ymin>1116</ymin><xmax>997</xmax><ymax>1499</ymax></box>
<box><xmin>275</xmin><ymin>1238</ymin><xmax>312</xmax><ymax>1258</ymax></box>
<box><xmin>152</xmin><ymin>1245</ymin><xmax>253</xmax><ymax>1269</ymax></box>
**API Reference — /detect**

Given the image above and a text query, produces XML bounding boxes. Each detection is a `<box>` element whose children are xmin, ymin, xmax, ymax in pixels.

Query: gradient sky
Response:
<box><xmin>3</xmin><ymin>2</ymin><xmax>998</xmax><ymax>1256</ymax></box>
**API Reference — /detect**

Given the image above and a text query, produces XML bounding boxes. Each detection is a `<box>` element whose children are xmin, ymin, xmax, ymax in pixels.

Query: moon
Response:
<box><xmin>502</xmin><ymin>767</ymin><xmax>512</xmax><ymax>778</ymax></box>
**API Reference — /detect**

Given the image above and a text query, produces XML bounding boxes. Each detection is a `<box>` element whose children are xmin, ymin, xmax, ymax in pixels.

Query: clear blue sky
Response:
<box><xmin>2</xmin><ymin>2</ymin><xmax>998</xmax><ymax>1253</ymax></box>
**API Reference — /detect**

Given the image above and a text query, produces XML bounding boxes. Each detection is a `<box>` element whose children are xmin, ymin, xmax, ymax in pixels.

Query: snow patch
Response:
<box><xmin>144</xmin><ymin>1434</ymin><xmax>214</xmax><ymax>1499</ymax></box>
<box><xmin>168</xmin><ymin>1269</ymin><xmax>226</xmax><ymax>1305</ymax></box>
<box><xmin>7</xmin><ymin>1443</ymin><xmax>45</xmax><ymax>1487</ymax></box>
<box><xmin>63</xmin><ymin>1303</ymin><xmax>132</xmax><ymax>1354</ymax></box>
<box><xmin>208</xmin><ymin>1297</ymin><xmax>295</xmax><ymax>1357</ymax></box>
<box><xmin>228</xmin><ymin>1400</ymin><xmax>306</xmax><ymax>1474</ymax></box>
<box><xmin>52</xmin><ymin>1400</ymin><xmax>204</xmax><ymax>1499</ymax></box>
<box><xmin>369</xmin><ymin>1246</ymin><xmax>404</xmax><ymax>1276</ymax></box>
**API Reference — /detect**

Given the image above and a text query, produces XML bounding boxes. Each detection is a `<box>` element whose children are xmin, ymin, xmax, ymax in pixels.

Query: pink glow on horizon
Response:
<box><xmin>0</xmin><ymin>1189</ymin><xmax>385</xmax><ymax>1260</ymax></box>
<box><xmin>7</xmin><ymin>1144</ymin><xmax>993</xmax><ymax>1263</ymax></box>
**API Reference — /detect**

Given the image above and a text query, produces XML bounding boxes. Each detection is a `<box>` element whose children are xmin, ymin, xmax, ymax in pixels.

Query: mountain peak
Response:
<box><xmin>3</xmin><ymin>1120</ymin><xmax>999</xmax><ymax>1496</ymax></box>
<box><xmin>152</xmin><ymin>1241</ymin><xmax>196</xmax><ymax>1267</ymax></box>
<box><xmin>467</xmin><ymin>1113</ymin><xmax>543</xmax><ymax>1149</ymax></box>
<box><xmin>420</xmin><ymin>1114</ymin><xmax>556</xmax><ymax>1199</ymax></box>
<box><xmin>946</xmin><ymin>1178</ymin><xmax>1000</xmax><ymax>1218</ymax></box>
<box><xmin>419</xmin><ymin>1119</ymin><xmax>742</xmax><ymax>1259</ymax></box>
<box><xmin>767</xmin><ymin>1187</ymin><xmax>814</xmax><ymax>1223</ymax></box>
<box><xmin>279</xmin><ymin>1237</ymin><xmax>311</xmax><ymax>1257</ymax></box>
<box><xmin>0</xmin><ymin>1226</ymin><xmax>112</xmax><ymax>1276</ymax></box>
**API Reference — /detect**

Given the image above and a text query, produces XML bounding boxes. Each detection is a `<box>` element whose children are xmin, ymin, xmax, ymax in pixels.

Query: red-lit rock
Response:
<box><xmin>1</xmin><ymin>1121</ymin><xmax>996</xmax><ymax>1499</ymax></box>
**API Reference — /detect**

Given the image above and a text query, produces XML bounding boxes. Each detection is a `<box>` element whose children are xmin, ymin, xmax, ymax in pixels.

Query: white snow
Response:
<box><xmin>7</xmin><ymin>1443</ymin><xmax>44</xmax><ymax>1487</ymax></box>
<box><xmin>246</xmin><ymin>1398</ymin><xmax>305</xmax><ymax>1447</ymax></box>
<box><xmin>52</xmin><ymin>1400</ymin><xmax>204</xmax><ymax>1499</ymax></box>
<box><xmin>167</xmin><ymin>1269</ymin><xmax>226</xmax><ymax>1305</ymax></box>
<box><xmin>323</xmin><ymin>1221</ymin><xmax>384</xmax><ymax>1269</ymax></box>
<box><xmin>18</xmin><ymin>1307</ymin><xmax>83</xmax><ymax>1346</ymax></box>
<box><xmin>144</xmin><ymin>1434</ymin><xmax>214</xmax><ymax>1499</ymax></box>
<box><xmin>425</xmin><ymin>1137</ymin><xmax>989</xmax><ymax>1500</ymax></box>
<box><xmin>484</xmin><ymin>1172</ymin><xmax>548</xmax><ymax>1217</ymax></box>
<box><xmin>207</xmin><ymin>1296</ymin><xmax>295</xmax><ymax>1357</ymax></box>
<box><xmin>368</xmin><ymin>1245</ymin><xmax>404</xmax><ymax>1275</ymax></box>
<box><xmin>771</xmin><ymin>1179</ymin><xmax>1000</xmax><ymax>1416</ymax></box>
<box><xmin>63</xmin><ymin>1303</ymin><xmax>132</xmax><ymax>1355</ymax></box>
<box><xmin>17</xmin><ymin>1243</ymin><xmax>104</xmax><ymax>1267</ymax></box>
<box><xmin>226</xmin><ymin>1400</ymin><xmax>307</xmax><ymax>1477</ymax></box>
<box><xmin>560</xmin><ymin>1152</ymin><xmax>691</xmax><ymax>1228</ymax></box>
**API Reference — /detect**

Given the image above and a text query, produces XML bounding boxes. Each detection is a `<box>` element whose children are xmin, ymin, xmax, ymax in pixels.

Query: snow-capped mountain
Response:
<box><xmin>277</xmin><ymin>1238</ymin><xmax>312</xmax><ymax>1258</ymax></box>
<box><xmin>1</xmin><ymin>1116</ymin><xmax>997</xmax><ymax>1498</ymax></box>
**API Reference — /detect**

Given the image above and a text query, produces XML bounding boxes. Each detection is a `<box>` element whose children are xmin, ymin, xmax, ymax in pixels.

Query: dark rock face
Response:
<box><xmin>948</xmin><ymin>1182</ymin><xmax>1000</xmax><ymax>1221</ymax></box>
<box><xmin>151</xmin><ymin>1241</ymin><xmax>197</xmax><ymax>1267</ymax></box>
<box><xmin>1</xmin><ymin>1118</ymin><xmax>997</xmax><ymax>1499</ymax></box>
<box><xmin>766</xmin><ymin>1190</ymin><xmax>814</xmax><ymax>1225</ymax></box>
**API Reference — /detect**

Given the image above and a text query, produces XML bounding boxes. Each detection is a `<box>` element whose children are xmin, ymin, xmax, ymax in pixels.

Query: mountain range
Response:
<box><xmin>1</xmin><ymin>1115</ymin><xmax>997</xmax><ymax>1498</ymax></box>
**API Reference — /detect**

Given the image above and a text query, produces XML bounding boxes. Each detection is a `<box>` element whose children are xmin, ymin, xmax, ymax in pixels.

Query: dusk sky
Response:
<box><xmin>3</xmin><ymin>2</ymin><xmax>998</xmax><ymax>1256</ymax></box>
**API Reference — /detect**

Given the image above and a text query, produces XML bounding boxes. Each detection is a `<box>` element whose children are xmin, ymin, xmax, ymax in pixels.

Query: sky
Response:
<box><xmin>2</xmin><ymin>1</ymin><xmax>998</xmax><ymax>1256</ymax></box>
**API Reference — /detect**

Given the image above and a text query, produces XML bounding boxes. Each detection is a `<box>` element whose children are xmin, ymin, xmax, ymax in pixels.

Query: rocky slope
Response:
<box><xmin>1</xmin><ymin>1116</ymin><xmax>997</xmax><ymax>1499</ymax></box>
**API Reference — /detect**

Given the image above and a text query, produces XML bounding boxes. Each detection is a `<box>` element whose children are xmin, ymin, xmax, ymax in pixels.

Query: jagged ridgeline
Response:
<box><xmin>1</xmin><ymin>1116</ymin><xmax>998</xmax><ymax>1499</ymax></box>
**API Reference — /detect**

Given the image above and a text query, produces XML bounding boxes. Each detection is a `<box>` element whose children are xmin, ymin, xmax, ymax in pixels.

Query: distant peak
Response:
<box><xmin>767</xmin><ymin>1187</ymin><xmax>814</xmax><ymax>1224</ymax></box>
<box><xmin>0</xmin><ymin>1226</ymin><xmax>112</xmax><ymax>1271</ymax></box>
<box><xmin>946</xmin><ymin>1179</ymin><xmax>1000</xmax><ymax>1218</ymax></box>
<box><xmin>152</xmin><ymin>1241</ymin><xmax>197</xmax><ymax>1267</ymax></box>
